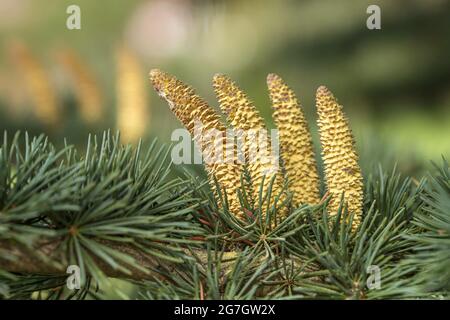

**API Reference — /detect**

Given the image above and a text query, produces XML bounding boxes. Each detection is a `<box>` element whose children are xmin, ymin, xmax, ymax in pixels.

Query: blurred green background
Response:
<box><xmin>0</xmin><ymin>0</ymin><xmax>449</xmax><ymax>178</ymax></box>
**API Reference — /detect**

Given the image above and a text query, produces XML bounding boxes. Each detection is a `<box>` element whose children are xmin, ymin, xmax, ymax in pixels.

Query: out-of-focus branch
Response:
<box><xmin>0</xmin><ymin>239</ymin><xmax>191</xmax><ymax>281</ymax></box>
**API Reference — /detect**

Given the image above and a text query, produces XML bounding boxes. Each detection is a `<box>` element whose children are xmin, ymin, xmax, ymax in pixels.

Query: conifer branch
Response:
<box><xmin>1</xmin><ymin>70</ymin><xmax>445</xmax><ymax>299</ymax></box>
<box><xmin>0</xmin><ymin>239</ymin><xmax>161</xmax><ymax>280</ymax></box>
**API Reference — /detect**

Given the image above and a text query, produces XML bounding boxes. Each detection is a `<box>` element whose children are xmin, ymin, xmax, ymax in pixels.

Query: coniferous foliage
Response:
<box><xmin>0</xmin><ymin>131</ymin><xmax>204</xmax><ymax>299</ymax></box>
<box><xmin>406</xmin><ymin>159</ymin><xmax>450</xmax><ymax>294</ymax></box>
<box><xmin>1</xmin><ymin>65</ymin><xmax>449</xmax><ymax>299</ymax></box>
<box><xmin>0</xmin><ymin>131</ymin><xmax>448</xmax><ymax>299</ymax></box>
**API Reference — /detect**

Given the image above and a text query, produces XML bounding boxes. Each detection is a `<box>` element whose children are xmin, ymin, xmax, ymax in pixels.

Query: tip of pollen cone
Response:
<box><xmin>317</xmin><ymin>85</ymin><xmax>331</xmax><ymax>95</ymax></box>
<box><xmin>266</xmin><ymin>73</ymin><xmax>276</xmax><ymax>81</ymax></box>
<box><xmin>149</xmin><ymin>69</ymin><xmax>170</xmax><ymax>98</ymax></box>
<box><xmin>266</xmin><ymin>73</ymin><xmax>283</xmax><ymax>87</ymax></box>
<box><xmin>212</xmin><ymin>73</ymin><xmax>228</xmax><ymax>85</ymax></box>
<box><xmin>149</xmin><ymin>68</ymin><xmax>162</xmax><ymax>79</ymax></box>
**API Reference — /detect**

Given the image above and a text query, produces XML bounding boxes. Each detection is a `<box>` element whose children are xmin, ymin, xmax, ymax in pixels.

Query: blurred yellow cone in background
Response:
<box><xmin>116</xmin><ymin>46</ymin><xmax>149</xmax><ymax>144</ymax></box>
<box><xmin>9</xmin><ymin>41</ymin><xmax>60</xmax><ymax>129</ymax></box>
<box><xmin>56</xmin><ymin>48</ymin><xmax>104</xmax><ymax>124</ymax></box>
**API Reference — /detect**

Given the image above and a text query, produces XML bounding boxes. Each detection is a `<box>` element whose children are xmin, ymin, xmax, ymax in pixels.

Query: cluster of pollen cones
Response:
<box><xmin>8</xmin><ymin>42</ymin><xmax>148</xmax><ymax>144</ymax></box>
<box><xmin>149</xmin><ymin>69</ymin><xmax>363</xmax><ymax>229</ymax></box>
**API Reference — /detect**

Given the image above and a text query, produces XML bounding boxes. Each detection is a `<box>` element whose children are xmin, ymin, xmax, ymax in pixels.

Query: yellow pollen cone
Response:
<box><xmin>213</xmin><ymin>74</ymin><xmax>287</xmax><ymax>218</ymax></box>
<box><xmin>316</xmin><ymin>86</ymin><xmax>363</xmax><ymax>228</ymax></box>
<box><xmin>149</xmin><ymin>69</ymin><xmax>244</xmax><ymax>218</ymax></box>
<box><xmin>267</xmin><ymin>73</ymin><xmax>320</xmax><ymax>207</ymax></box>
